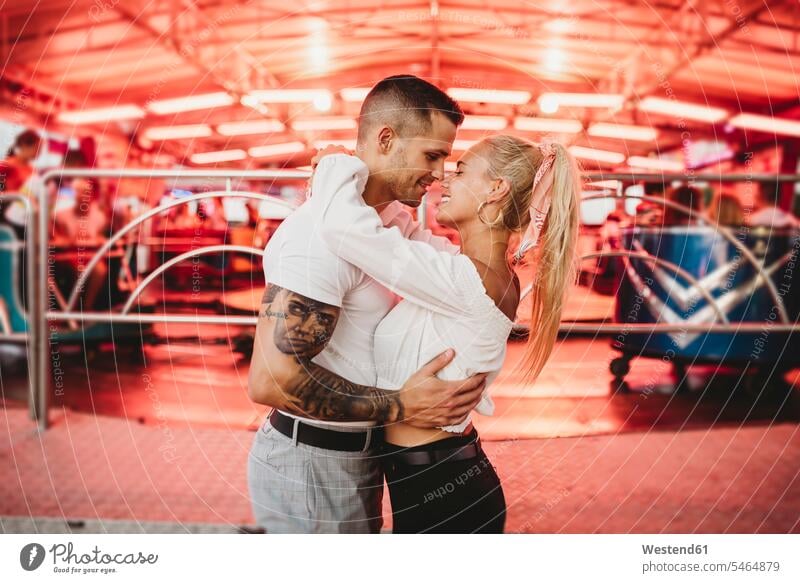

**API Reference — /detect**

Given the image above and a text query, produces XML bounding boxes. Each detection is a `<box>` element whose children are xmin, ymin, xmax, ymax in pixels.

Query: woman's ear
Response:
<box><xmin>487</xmin><ymin>177</ymin><xmax>511</xmax><ymax>204</ymax></box>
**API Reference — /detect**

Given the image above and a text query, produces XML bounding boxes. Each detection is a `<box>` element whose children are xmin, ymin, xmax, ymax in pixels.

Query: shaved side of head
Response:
<box><xmin>357</xmin><ymin>75</ymin><xmax>464</xmax><ymax>144</ymax></box>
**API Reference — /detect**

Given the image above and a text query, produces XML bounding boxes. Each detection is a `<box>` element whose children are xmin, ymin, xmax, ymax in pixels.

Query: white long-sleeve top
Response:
<box><xmin>313</xmin><ymin>154</ymin><xmax>514</xmax><ymax>432</ymax></box>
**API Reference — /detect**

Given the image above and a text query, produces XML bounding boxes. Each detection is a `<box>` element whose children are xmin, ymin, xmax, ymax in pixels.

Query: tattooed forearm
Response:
<box><xmin>284</xmin><ymin>362</ymin><xmax>404</xmax><ymax>423</ymax></box>
<box><xmin>258</xmin><ymin>283</ymin><xmax>405</xmax><ymax>423</ymax></box>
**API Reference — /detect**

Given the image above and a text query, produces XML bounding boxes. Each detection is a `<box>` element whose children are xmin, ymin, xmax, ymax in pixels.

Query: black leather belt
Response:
<box><xmin>387</xmin><ymin>439</ymin><xmax>483</xmax><ymax>466</ymax></box>
<box><xmin>268</xmin><ymin>409</ymin><xmax>379</xmax><ymax>452</ymax></box>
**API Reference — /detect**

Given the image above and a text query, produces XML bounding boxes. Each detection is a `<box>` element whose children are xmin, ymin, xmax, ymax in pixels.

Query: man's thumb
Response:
<box><xmin>422</xmin><ymin>348</ymin><xmax>455</xmax><ymax>374</ymax></box>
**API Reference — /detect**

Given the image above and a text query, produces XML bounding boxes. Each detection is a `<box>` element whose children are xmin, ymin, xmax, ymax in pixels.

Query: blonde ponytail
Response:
<box><xmin>479</xmin><ymin>137</ymin><xmax>581</xmax><ymax>384</ymax></box>
<box><xmin>519</xmin><ymin>143</ymin><xmax>581</xmax><ymax>383</ymax></box>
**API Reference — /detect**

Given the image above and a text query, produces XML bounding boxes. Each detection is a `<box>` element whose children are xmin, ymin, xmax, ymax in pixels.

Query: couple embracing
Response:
<box><xmin>247</xmin><ymin>75</ymin><xmax>581</xmax><ymax>533</ymax></box>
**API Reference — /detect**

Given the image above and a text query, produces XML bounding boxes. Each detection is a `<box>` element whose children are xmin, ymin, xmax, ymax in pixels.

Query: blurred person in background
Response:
<box><xmin>749</xmin><ymin>181</ymin><xmax>799</xmax><ymax>228</ymax></box>
<box><xmin>663</xmin><ymin>185</ymin><xmax>704</xmax><ymax>226</ymax></box>
<box><xmin>1</xmin><ymin>129</ymin><xmax>43</xmax><ymax>237</ymax></box>
<box><xmin>199</xmin><ymin>197</ymin><xmax>228</xmax><ymax>230</ymax></box>
<box><xmin>709</xmin><ymin>192</ymin><xmax>745</xmax><ymax>228</ymax></box>
<box><xmin>633</xmin><ymin>181</ymin><xmax>666</xmax><ymax>226</ymax></box>
<box><xmin>1</xmin><ymin>130</ymin><xmax>42</xmax><ymax>311</ymax></box>
<box><xmin>0</xmin><ymin>129</ymin><xmax>41</xmax><ymax>193</ymax></box>
<box><xmin>53</xmin><ymin>151</ymin><xmax>111</xmax><ymax>309</ymax></box>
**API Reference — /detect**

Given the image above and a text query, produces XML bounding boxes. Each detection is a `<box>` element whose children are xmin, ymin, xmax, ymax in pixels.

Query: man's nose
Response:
<box><xmin>431</xmin><ymin>160</ymin><xmax>445</xmax><ymax>181</ymax></box>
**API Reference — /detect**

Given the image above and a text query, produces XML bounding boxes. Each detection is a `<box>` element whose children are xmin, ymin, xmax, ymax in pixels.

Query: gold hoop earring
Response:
<box><xmin>477</xmin><ymin>201</ymin><xmax>503</xmax><ymax>227</ymax></box>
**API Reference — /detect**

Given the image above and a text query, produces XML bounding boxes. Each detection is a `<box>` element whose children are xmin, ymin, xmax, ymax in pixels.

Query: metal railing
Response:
<box><xmin>121</xmin><ymin>244</ymin><xmax>265</xmax><ymax>313</ymax></box>
<box><xmin>64</xmin><ymin>190</ymin><xmax>292</xmax><ymax>312</ymax></box>
<box><xmin>0</xmin><ymin>168</ymin><xmax>795</xmax><ymax>429</ymax></box>
<box><xmin>511</xmin><ymin>186</ymin><xmax>798</xmax><ymax>333</ymax></box>
<box><xmin>32</xmin><ymin>168</ymin><xmax>306</xmax><ymax>428</ymax></box>
<box><xmin>0</xmin><ymin>193</ymin><xmax>36</xmax><ymax>420</ymax></box>
<box><xmin>579</xmin><ymin>191</ymin><xmax>790</xmax><ymax>323</ymax></box>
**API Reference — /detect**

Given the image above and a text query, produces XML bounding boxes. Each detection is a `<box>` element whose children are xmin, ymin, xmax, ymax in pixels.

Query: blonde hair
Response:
<box><xmin>479</xmin><ymin>135</ymin><xmax>582</xmax><ymax>383</ymax></box>
<box><xmin>710</xmin><ymin>192</ymin><xmax>745</xmax><ymax>227</ymax></box>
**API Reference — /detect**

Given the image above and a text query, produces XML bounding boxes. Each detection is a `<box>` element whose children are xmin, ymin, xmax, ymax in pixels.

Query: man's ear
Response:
<box><xmin>487</xmin><ymin>177</ymin><xmax>511</xmax><ymax>204</ymax></box>
<box><xmin>377</xmin><ymin>126</ymin><xmax>395</xmax><ymax>154</ymax></box>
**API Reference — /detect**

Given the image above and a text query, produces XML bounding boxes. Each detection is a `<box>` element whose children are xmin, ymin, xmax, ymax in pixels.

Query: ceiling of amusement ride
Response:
<box><xmin>3</xmin><ymin>0</ymin><xmax>800</xmax><ymax>169</ymax></box>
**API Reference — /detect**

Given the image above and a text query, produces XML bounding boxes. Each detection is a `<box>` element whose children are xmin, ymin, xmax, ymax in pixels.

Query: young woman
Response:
<box><xmin>313</xmin><ymin>135</ymin><xmax>581</xmax><ymax>533</ymax></box>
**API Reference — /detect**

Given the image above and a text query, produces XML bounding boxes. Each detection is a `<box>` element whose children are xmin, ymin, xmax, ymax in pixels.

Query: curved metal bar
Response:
<box><xmin>0</xmin><ymin>193</ymin><xmax>33</xmax><ymax>212</ymax></box>
<box><xmin>48</xmin><ymin>312</ymin><xmax>258</xmax><ymax>325</ymax></box>
<box><xmin>0</xmin><ymin>193</ymin><xmax>33</xmax><ymax>324</ymax></box>
<box><xmin>36</xmin><ymin>170</ymin><xmax>302</xmax><ymax>430</ymax></box>
<box><xmin>121</xmin><ymin>244</ymin><xmax>265</xmax><ymax>314</ymax></box>
<box><xmin>41</xmin><ymin>168</ymin><xmax>310</xmax><ymax>182</ymax></box>
<box><xmin>42</xmin><ymin>313</ymin><xmax>799</xmax><ymax>333</ymax></box>
<box><xmin>582</xmin><ymin>172</ymin><xmax>800</xmax><ymax>183</ymax></box>
<box><xmin>580</xmin><ymin>192</ymin><xmax>790</xmax><ymax>323</ymax></box>
<box><xmin>513</xmin><ymin>249</ymin><xmax>730</xmax><ymax>332</ymax></box>
<box><xmin>65</xmin><ymin>191</ymin><xmax>294</xmax><ymax>312</ymax></box>
<box><xmin>40</xmin><ymin>167</ymin><xmax>800</xmax><ymax>184</ymax></box>
<box><xmin>563</xmin><ymin>323</ymin><xmax>799</xmax><ymax>333</ymax></box>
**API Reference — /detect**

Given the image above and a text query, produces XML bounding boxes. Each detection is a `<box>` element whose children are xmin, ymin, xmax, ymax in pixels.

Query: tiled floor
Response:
<box><xmin>1</xmin><ymin>404</ymin><xmax>797</xmax><ymax>533</ymax></box>
<box><xmin>2</xmin><ymin>336</ymin><xmax>797</xmax><ymax>439</ymax></box>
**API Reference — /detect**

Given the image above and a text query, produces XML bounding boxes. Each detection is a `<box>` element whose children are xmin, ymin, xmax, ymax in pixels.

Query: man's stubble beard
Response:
<box><xmin>386</xmin><ymin>147</ymin><xmax>421</xmax><ymax>207</ymax></box>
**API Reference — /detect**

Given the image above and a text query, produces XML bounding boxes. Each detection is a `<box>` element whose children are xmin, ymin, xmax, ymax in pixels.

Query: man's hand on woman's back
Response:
<box><xmin>398</xmin><ymin>350</ymin><xmax>487</xmax><ymax>429</ymax></box>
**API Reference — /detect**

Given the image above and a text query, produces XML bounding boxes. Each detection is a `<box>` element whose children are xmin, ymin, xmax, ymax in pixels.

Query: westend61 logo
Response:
<box><xmin>19</xmin><ymin>542</ymin><xmax>158</xmax><ymax>575</ymax></box>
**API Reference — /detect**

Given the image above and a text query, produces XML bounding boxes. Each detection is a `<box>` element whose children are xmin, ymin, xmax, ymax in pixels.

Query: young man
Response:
<box><xmin>247</xmin><ymin>75</ymin><xmax>486</xmax><ymax>533</ymax></box>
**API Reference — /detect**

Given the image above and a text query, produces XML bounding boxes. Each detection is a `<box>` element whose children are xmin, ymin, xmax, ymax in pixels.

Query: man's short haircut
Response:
<box><xmin>357</xmin><ymin>75</ymin><xmax>464</xmax><ymax>142</ymax></box>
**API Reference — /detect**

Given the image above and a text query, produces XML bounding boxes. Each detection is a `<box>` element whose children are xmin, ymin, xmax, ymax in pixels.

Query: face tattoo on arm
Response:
<box><xmin>268</xmin><ymin>289</ymin><xmax>339</xmax><ymax>358</ymax></box>
<box><xmin>259</xmin><ymin>284</ymin><xmax>404</xmax><ymax>423</ymax></box>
